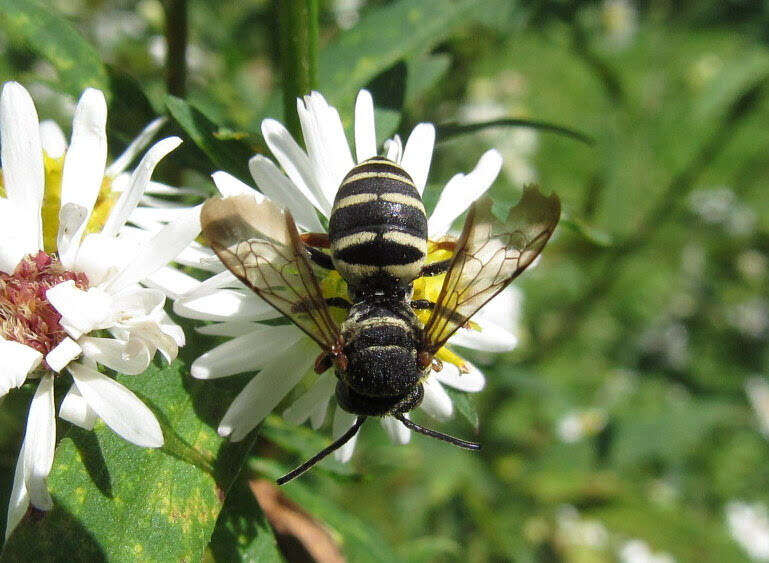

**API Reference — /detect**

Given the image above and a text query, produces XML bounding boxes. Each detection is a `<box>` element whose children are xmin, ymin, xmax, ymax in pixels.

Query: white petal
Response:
<box><xmin>111</xmin><ymin>286</ymin><xmax>165</xmax><ymax>319</ymax></box>
<box><xmin>179</xmin><ymin>270</ymin><xmax>242</xmax><ymax>300</ymax></box>
<box><xmin>217</xmin><ymin>337</ymin><xmax>317</xmax><ymax>441</ymax></box>
<box><xmin>191</xmin><ymin>324</ymin><xmax>302</xmax><ymax>379</ymax></box>
<box><xmin>212</xmin><ymin>170</ymin><xmax>262</xmax><ymax>199</ymax></box>
<box><xmin>0</xmin><ymin>339</ymin><xmax>42</xmax><ymax>398</ymax></box>
<box><xmin>174</xmin><ymin>289</ymin><xmax>280</xmax><ymax>322</ymax></box>
<box><xmin>0</xmin><ymin>198</ymin><xmax>33</xmax><ymax>273</ymax></box>
<box><xmin>433</xmin><ymin>362</ymin><xmax>485</xmax><ymax>393</ymax></box>
<box><xmin>400</xmin><ymin>123</ymin><xmax>435</xmax><ymax>194</ymax></box>
<box><xmin>309</xmin><ymin>400</ymin><xmax>330</xmax><ymax>430</ymax></box>
<box><xmin>160</xmin><ymin>312</ymin><xmax>186</xmax><ymax>348</ymax></box>
<box><xmin>195</xmin><ymin>321</ymin><xmax>262</xmax><ymax>337</ymax></box>
<box><xmin>23</xmin><ymin>375</ymin><xmax>55</xmax><ymax>510</ymax></box>
<box><xmin>59</xmin><ymin>384</ymin><xmax>97</xmax><ymax>430</ymax></box>
<box><xmin>143</xmin><ymin>266</ymin><xmax>200</xmax><ymax>300</ymax></box>
<box><xmin>297</xmin><ymin>92</ymin><xmax>354</xmax><ymax>204</ymax></box>
<box><xmin>58</xmin><ymin>89</ymin><xmax>108</xmax><ymax>267</ymax></box>
<box><xmin>73</xmin><ymin>232</ymin><xmax>136</xmax><ymax>286</ymax></box>
<box><xmin>106</xmin><ymin>116</ymin><xmax>167</xmax><ymax>177</ymax></box>
<box><xmin>448</xmin><ymin>321</ymin><xmax>517</xmax><ymax>352</ymax></box>
<box><xmin>80</xmin><ymin>336</ymin><xmax>151</xmax><ymax>375</ymax></box>
<box><xmin>249</xmin><ymin>155</ymin><xmax>326</xmax><ymax>229</ymax></box>
<box><xmin>354</xmin><ymin>90</ymin><xmax>377</xmax><ymax>163</ymax></box>
<box><xmin>332</xmin><ymin>407</ymin><xmax>358</xmax><ymax>463</ymax></box>
<box><xmin>44</xmin><ymin>336</ymin><xmax>82</xmax><ymax>373</ymax></box>
<box><xmin>101</xmin><ymin>136</ymin><xmax>182</xmax><ymax>237</ymax></box>
<box><xmin>69</xmin><ymin>362</ymin><xmax>163</xmax><ymax>448</ymax></box>
<box><xmin>282</xmin><ymin>371</ymin><xmax>336</xmax><ymax>425</ymax></box>
<box><xmin>6</xmin><ymin>441</ymin><xmax>29</xmax><ymax>539</ymax></box>
<box><xmin>420</xmin><ymin>377</ymin><xmax>453</xmax><ymax>420</ymax></box>
<box><xmin>144</xmin><ymin>180</ymin><xmax>207</xmax><ymax>197</ymax></box>
<box><xmin>39</xmin><ymin>120</ymin><xmax>67</xmax><ymax>158</ymax></box>
<box><xmin>47</xmin><ymin>281</ymin><xmax>113</xmax><ymax>338</ymax></box>
<box><xmin>261</xmin><ymin>118</ymin><xmax>331</xmax><ymax>215</ymax></box>
<box><xmin>476</xmin><ymin>285</ymin><xmax>522</xmax><ymax>335</ymax></box>
<box><xmin>384</xmin><ymin>135</ymin><xmax>402</xmax><ymax>162</ymax></box>
<box><xmin>0</xmin><ymin>82</ymin><xmax>44</xmax><ymax>251</ymax></box>
<box><xmin>380</xmin><ymin>414</ymin><xmax>411</xmax><ymax>445</ymax></box>
<box><xmin>428</xmin><ymin>149</ymin><xmax>503</xmax><ymax>238</ymax></box>
<box><xmin>106</xmin><ymin>206</ymin><xmax>201</xmax><ymax>292</ymax></box>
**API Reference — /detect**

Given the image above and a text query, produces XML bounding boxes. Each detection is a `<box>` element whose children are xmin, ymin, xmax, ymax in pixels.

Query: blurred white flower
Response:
<box><xmin>332</xmin><ymin>0</ymin><xmax>365</xmax><ymax>29</ymax></box>
<box><xmin>601</xmin><ymin>0</ymin><xmax>638</xmax><ymax>48</ymax></box>
<box><xmin>555</xmin><ymin>505</ymin><xmax>610</xmax><ymax>549</ymax></box>
<box><xmin>687</xmin><ymin>187</ymin><xmax>756</xmax><ymax>238</ymax></box>
<box><xmin>174</xmin><ymin>90</ymin><xmax>520</xmax><ymax>461</ymax></box>
<box><xmin>726</xmin><ymin>299</ymin><xmax>769</xmax><ymax>339</ymax></box>
<box><xmin>745</xmin><ymin>377</ymin><xmax>769</xmax><ymax>438</ymax></box>
<box><xmin>726</xmin><ymin>501</ymin><xmax>769</xmax><ymax>561</ymax></box>
<box><xmin>0</xmin><ymin>82</ymin><xmax>200</xmax><ymax>538</ymax></box>
<box><xmin>556</xmin><ymin>408</ymin><xmax>608</xmax><ymax>443</ymax></box>
<box><xmin>619</xmin><ymin>539</ymin><xmax>676</xmax><ymax>563</ymax></box>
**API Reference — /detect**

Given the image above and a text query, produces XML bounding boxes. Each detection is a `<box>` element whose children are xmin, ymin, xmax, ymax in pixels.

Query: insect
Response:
<box><xmin>201</xmin><ymin>157</ymin><xmax>560</xmax><ymax>484</ymax></box>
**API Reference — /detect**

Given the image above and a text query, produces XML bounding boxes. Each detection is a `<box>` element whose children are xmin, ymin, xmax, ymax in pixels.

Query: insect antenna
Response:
<box><xmin>277</xmin><ymin>416</ymin><xmax>367</xmax><ymax>485</ymax></box>
<box><xmin>394</xmin><ymin>414</ymin><xmax>481</xmax><ymax>451</ymax></box>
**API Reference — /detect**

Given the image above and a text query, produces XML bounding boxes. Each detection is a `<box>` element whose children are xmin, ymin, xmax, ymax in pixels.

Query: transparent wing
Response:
<box><xmin>422</xmin><ymin>186</ymin><xmax>560</xmax><ymax>354</ymax></box>
<box><xmin>201</xmin><ymin>195</ymin><xmax>340</xmax><ymax>351</ymax></box>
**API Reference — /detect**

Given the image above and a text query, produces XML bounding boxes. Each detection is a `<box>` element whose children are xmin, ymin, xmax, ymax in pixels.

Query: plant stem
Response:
<box><xmin>164</xmin><ymin>0</ymin><xmax>188</xmax><ymax>97</ymax></box>
<box><xmin>276</xmin><ymin>0</ymin><xmax>319</xmax><ymax>139</ymax></box>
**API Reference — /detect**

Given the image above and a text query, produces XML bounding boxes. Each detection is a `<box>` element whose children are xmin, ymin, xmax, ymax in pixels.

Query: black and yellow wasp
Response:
<box><xmin>202</xmin><ymin>157</ymin><xmax>560</xmax><ymax>483</ymax></box>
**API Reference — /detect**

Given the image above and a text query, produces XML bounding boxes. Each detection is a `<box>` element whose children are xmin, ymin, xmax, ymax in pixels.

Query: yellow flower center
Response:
<box><xmin>319</xmin><ymin>240</ymin><xmax>475</xmax><ymax>371</ymax></box>
<box><xmin>0</xmin><ymin>152</ymin><xmax>118</xmax><ymax>253</ymax></box>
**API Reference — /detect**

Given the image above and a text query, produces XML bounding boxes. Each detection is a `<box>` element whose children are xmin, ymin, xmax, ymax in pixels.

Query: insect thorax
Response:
<box><xmin>338</xmin><ymin>300</ymin><xmax>424</xmax><ymax>403</ymax></box>
<box><xmin>328</xmin><ymin>158</ymin><xmax>428</xmax><ymax>295</ymax></box>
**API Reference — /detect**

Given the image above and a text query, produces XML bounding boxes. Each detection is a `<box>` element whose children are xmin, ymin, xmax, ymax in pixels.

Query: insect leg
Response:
<box><xmin>305</xmin><ymin>246</ymin><xmax>334</xmax><ymax>270</ymax></box>
<box><xmin>420</xmin><ymin>259</ymin><xmax>452</xmax><ymax>277</ymax></box>
<box><xmin>300</xmin><ymin>232</ymin><xmax>330</xmax><ymax>248</ymax></box>
<box><xmin>277</xmin><ymin>416</ymin><xmax>367</xmax><ymax>485</ymax></box>
<box><xmin>410</xmin><ymin>299</ymin><xmax>435</xmax><ymax>311</ymax></box>
<box><xmin>394</xmin><ymin>414</ymin><xmax>480</xmax><ymax>450</ymax></box>
<box><xmin>326</xmin><ymin>297</ymin><xmax>352</xmax><ymax>309</ymax></box>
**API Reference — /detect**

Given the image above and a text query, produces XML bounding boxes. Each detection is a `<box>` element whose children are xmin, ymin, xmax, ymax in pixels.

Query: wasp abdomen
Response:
<box><xmin>329</xmin><ymin>158</ymin><xmax>428</xmax><ymax>289</ymax></box>
<box><xmin>340</xmin><ymin>304</ymin><xmax>421</xmax><ymax>399</ymax></box>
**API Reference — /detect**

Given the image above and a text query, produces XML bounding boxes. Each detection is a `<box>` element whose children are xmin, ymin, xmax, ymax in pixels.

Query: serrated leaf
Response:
<box><xmin>0</xmin><ymin>0</ymin><xmax>109</xmax><ymax>98</ymax></box>
<box><xmin>166</xmin><ymin>96</ymin><xmax>256</xmax><ymax>185</ymax></box>
<box><xmin>444</xmin><ymin>387</ymin><xmax>480</xmax><ymax>430</ymax></box>
<box><xmin>1</xmin><ymin>358</ymin><xmax>260</xmax><ymax>561</ymax></box>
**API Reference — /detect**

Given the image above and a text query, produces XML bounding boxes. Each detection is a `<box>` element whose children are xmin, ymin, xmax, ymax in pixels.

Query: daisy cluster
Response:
<box><xmin>0</xmin><ymin>83</ymin><xmax>521</xmax><ymax>538</ymax></box>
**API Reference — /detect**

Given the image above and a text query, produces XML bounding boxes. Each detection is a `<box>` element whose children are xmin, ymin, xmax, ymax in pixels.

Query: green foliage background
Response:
<box><xmin>2</xmin><ymin>0</ymin><xmax>769</xmax><ymax>561</ymax></box>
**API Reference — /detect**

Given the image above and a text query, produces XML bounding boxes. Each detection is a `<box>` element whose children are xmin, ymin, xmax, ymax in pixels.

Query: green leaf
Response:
<box><xmin>0</xmin><ymin>0</ymin><xmax>109</xmax><ymax>98</ymax></box>
<box><xmin>1</xmin><ymin>358</ymin><xmax>258</xmax><ymax>561</ymax></box>
<box><xmin>318</xmin><ymin>0</ymin><xmax>478</xmax><ymax>106</ymax></box>
<box><xmin>166</xmin><ymin>95</ymin><xmax>257</xmax><ymax>185</ymax></box>
<box><xmin>560</xmin><ymin>215</ymin><xmax>614</xmax><ymax>247</ymax></box>
<box><xmin>436</xmin><ymin>118</ymin><xmax>595</xmax><ymax>145</ymax></box>
<box><xmin>208</xmin><ymin>476</ymin><xmax>282</xmax><ymax>562</ymax></box>
<box><xmin>444</xmin><ymin>387</ymin><xmax>480</xmax><ymax>430</ymax></box>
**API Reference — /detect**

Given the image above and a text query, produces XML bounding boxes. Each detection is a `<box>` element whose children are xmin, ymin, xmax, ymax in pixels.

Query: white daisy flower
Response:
<box><xmin>174</xmin><ymin>89</ymin><xmax>519</xmax><ymax>462</ymax></box>
<box><xmin>0</xmin><ymin>82</ymin><xmax>200</xmax><ymax>537</ymax></box>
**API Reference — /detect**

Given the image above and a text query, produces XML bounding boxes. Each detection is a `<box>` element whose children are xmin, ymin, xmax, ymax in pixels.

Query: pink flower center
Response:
<box><xmin>0</xmin><ymin>252</ymin><xmax>89</xmax><ymax>359</ymax></box>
